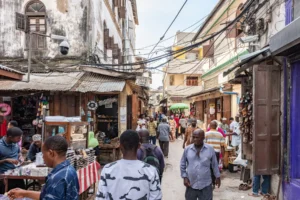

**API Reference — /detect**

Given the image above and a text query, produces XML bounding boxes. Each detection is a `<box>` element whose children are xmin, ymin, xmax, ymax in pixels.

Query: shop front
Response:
<box><xmin>270</xmin><ymin>11</ymin><xmax>300</xmax><ymax>199</ymax></box>
<box><xmin>188</xmin><ymin>87</ymin><xmax>231</xmax><ymax>129</ymax></box>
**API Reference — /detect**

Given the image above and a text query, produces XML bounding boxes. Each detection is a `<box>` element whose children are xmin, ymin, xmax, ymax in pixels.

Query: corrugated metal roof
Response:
<box><xmin>75</xmin><ymin>73</ymin><xmax>125</xmax><ymax>93</ymax></box>
<box><xmin>0</xmin><ymin>72</ymin><xmax>84</xmax><ymax>91</ymax></box>
<box><xmin>0</xmin><ymin>65</ymin><xmax>25</xmax><ymax>75</ymax></box>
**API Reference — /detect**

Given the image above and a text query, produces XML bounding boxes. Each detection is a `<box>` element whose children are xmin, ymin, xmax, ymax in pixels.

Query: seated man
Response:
<box><xmin>8</xmin><ymin>136</ymin><xmax>79</xmax><ymax>200</ymax></box>
<box><xmin>27</xmin><ymin>134</ymin><xmax>42</xmax><ymax>162</ymax></box>
<box><xmin>0</xmin><ymin>127</ymin><xmax>25</xmax><ymax>193</ymax></box>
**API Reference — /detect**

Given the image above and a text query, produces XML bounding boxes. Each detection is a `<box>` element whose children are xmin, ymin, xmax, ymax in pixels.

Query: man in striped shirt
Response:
<box><xmin>205</xmin><ymin>121</ymin><xmax>225</xmax><ymax>188</ymax></box>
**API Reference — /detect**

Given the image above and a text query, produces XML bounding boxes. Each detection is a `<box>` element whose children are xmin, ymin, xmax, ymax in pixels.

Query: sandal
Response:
<box><xmin>248</xmin><ymin>193</ymin><xmax>261</xmax><ymax>197</ymax></box>
<box><xmin>242</xmin><ymin>184</ymin><xmax>252</xmax><ymax>191</ymax></box>
<box><xmin>261</xmin><ymin>194</ymin><xmax>276</xmax><ymax>200</ymax></box>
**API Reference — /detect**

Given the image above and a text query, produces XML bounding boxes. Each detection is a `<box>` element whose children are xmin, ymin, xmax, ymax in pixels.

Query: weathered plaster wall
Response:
<box><xmin>0</xmin><ymin>0</ymin><xmax>127</xmax><ymax>63</ymax></box>
<box><xmin>0</xmin><ymin>0</ymin><xmax>89</xmax><ymax>58</ymax></box>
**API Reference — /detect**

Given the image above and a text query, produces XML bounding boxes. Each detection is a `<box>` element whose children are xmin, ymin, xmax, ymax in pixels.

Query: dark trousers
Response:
<box><xmin>185</xmin><ymin>185</ymin><xmax>213</xmax><ymax>200</ymax></box>
<box><xmin>149</xmin><ymin>136</ymin><xmax>157</xmax><ymax>145</ymax></box>
<box><xmin>211</xmin><ymin>152</ymin><xmax>220</xmax><ymax>186</ymax></box>
<box><xmin>0</xmin><ymin>179</ymin><xmax>25</xmax><ymax>194</ymax></box>
<box><xmin>159</xmin><ymin>141</ymin><xmax>169</xmax><ymax>156</ymax></box>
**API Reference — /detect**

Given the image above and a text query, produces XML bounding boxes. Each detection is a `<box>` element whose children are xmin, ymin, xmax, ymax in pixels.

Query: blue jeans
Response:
<box><xmin>149</xmin><ymin>136</ymin><xmax>157</xmax><ymax>145</ymax></box>
<box><xmin>253</xmin><ymin>175</ymin><xmax>271</xmax><ymax>195</ymax></box>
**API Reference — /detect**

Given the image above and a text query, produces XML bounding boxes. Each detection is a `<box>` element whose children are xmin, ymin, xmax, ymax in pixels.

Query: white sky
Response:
<box><xmin>135</xmin><ymin>0</ymin><xmax>219</xmax><ymax>89</ymax></box>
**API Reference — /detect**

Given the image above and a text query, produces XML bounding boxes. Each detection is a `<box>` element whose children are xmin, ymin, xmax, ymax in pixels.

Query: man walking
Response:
<box><xmin>180</xmin><ymin>129</ymin><xmax>221</xmax><ymax>200</ymax></box>
<box><xmin>205</xmin><ymin>121</ymin><xmax>225</xmax><ymax>188</ymax></box>
<box><xmin>137</xmin><ymin>130</ymin><xmax>165</xmax><ymax>182</ymax></box>
<box><xmin>183</xmin><ymin>119</ymin><xmax>197</xmax><ymax>149</ymax></box>
<box><xmin>157</xmin><ymin>118</ymin><xmax>171</xmax><ymax>157</ymax></box>
<box><xmin>96</xmin><ymin>130</ymin><xmax>162</xmax><ymax>200</ymax></box>
<box><xmin>179</xmin><ymin>116</ymin><xmax>187</xmax><ymax>139</ymax></box>
<box><xmin>148</xmin><ymin>117</ymin><xmax>157</xmax><ymax>145</ymax></box>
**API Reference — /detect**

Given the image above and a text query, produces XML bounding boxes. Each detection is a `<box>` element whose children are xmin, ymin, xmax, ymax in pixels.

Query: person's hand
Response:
<box><xmin>5</xmin><ymin>159</ymin><xmax>19</xmax><ymax>165</ymax></box>
<box><xmin>215</xmin><ymin>178</ymin><xmax>221</xmax><ymax>188</ymax></box>
<box><xmin>8</xmin><ymin>188</ymin><xmax>26</xmax><ymax>199</ymax></box>
<box><xmin>183</xmin><ymin>178</ymin><xmax>190</xmax><ymax>187</ymax></box>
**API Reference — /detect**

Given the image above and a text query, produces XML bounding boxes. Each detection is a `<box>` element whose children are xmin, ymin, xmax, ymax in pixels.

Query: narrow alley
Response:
<box><xmin>161</xmin><ymin>140</ymin><xmax>257</xmax><ymax>200</ymax></box>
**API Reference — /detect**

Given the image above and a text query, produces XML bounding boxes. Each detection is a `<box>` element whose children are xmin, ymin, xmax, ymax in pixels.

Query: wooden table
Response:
<box><xmin>0</xmin><ymin>175</ymin><xmax>45</xmax><ymax>193</ymax></box>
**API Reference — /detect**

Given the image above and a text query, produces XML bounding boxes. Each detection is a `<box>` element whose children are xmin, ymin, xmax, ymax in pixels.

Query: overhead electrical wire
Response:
<box><xmin>148</xmin><ymin>0</ymin><xmax>189</xmax><ymax>59</ymax></box>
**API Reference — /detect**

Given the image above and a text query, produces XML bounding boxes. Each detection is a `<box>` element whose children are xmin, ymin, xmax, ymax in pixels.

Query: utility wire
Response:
<box><xmin>148</xmin><ymin>0</ymin><xmax>189</xmax><ymax>59</ymax></box>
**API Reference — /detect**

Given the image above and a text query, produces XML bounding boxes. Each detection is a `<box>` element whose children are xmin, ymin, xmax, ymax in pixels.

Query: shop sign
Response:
<box><xmin>120</xmin><ymin>107</ymin><xmax>127</xmax><ymax>123</ymax></box>
<box><xmin>209</xmin><ymin>104</ymin><xmax>215</xmax><ymax>115</ymax></box>
<box><xmin>135</xmin><ymin>76</ymin><xmax>150</xmax><ymax>87</ymax></box>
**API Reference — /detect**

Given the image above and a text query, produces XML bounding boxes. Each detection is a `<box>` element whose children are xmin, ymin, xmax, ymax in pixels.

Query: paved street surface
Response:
<box><xmin>161</xmin><ymin>139</ymin><xmax>258</xmax><ymax>200</ymax></box>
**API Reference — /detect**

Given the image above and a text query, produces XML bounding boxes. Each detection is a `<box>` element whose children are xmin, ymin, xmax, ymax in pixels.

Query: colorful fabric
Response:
<box><xmin>40</xmin><ymin>160</ymin><xmax>79</xmax><ymax>200</ymax></box>
<box><xmin>205</xmin><ymin>131</ymin><xmax>226</xmax><ymax>153</ymax></box>
<box><xmin>77</xmin><ymin>161</ymin><xmax>101</xmax><ymax>194</ymax></box>
<box><xmin>96</xmin><ymin>159</ymin><xmax>162</xmax><ymax>200</ymax></box>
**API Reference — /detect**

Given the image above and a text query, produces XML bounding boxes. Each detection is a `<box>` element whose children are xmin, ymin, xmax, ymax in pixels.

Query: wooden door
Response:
<box><xmin>253</xmin><ymin>65</ymin><xmax>281</xmax><ymax>175</ymax></box>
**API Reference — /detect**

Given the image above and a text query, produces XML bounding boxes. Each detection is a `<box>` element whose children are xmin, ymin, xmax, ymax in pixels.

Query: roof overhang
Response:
<box><xmin>270</xmin><ymin>16</ymin><xmax>300</xmax><ymax>56</ymax></box>
<box><xmin>223</xmin><ymin>47</ymin><xmax>271</xmax><ymax>77</ymax></box>
<box><xmin>193</xmin><ymin>0</ymin><xmax>225</xmax><ymax>41</ymax></box>
<box><xmin>187</xmin><ymin>87</ymin><xmax>220</xmax><ymax>98</ymax></box>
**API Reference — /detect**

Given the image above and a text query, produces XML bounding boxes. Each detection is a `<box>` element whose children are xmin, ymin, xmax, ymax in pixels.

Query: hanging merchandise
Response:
<box><xmin>209</xmin><ymin>104</ymin><xmax>215</xmax><ymax>115</ymax></box>
<box><xmin>0</xmin><ymin>103</ymin><xmax>11</xmax><ymax>116</ymax></box>
<box><xmin>98</xmin><ymin>98</ymin><xmax>118</xmax><ymax>106</ymax></box>
<box><xmin>87</xmin><ymin>101</ymin><xmax>98</xmax><ymax>111</ymax></box>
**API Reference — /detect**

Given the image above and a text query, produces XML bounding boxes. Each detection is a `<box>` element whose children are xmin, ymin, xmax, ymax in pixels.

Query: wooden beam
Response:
<box><xmin>0</xmin><ymin>69</ymin><xmax>23</xmax><ymax>80</ymax></box>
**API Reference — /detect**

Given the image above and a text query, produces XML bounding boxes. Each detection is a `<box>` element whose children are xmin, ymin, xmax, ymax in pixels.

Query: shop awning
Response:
<box><xmin>270</xmin><ymin>16</ymin><xmax>300</xmax><ymax>56</ymax></box>
<box><xmin>74</xmin><ymin>73</ymin><xmax>125</xmax><ymax>93</ymax></box>
<box><xmin>0</xmin><ymin>72</ymin><xmax>84</xmax><ymax>91</ymax></box>
<box><xmin>187</xmin><ymin>87</ymin><xmax>220</xmax><ymax>98</ymax></box>
<box><xmin>223</xmin><ymin>47</ymin><xmax>271</xmax><ymax>77</ymax></box>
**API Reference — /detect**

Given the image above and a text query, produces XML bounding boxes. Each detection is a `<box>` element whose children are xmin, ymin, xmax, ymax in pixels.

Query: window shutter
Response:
<box><xmin>118</xmin><ymin>52</ymin><xmax>123</xmax><ymax>64</ymax></box>
<box><xmin>253</xmin><ymin>64</ymin><xmax>281</xmax><ymax>175</ymax></box>
<box><xmin>104</xmin><ymin>29</ymin><xmax>109</xmax><ymax>47</ymax></box>
<box><xmin>119</xmin><ymin>7</ymin><xmax>126</xmax><ymax>19</ymax></box>
<box><xmin>226</xmin><ymin>24</ymin><xmax>237</xmax><ymax>38</ymax></box>
<box><xmin>16</xmin><ymin>12</ymin><xmax>27</xmax><ymax>31</ymax></box>
<box><xmin>203</xmin><ymin>39</ymin><xmax>214</xmax><ymax>57</ymax></box>
<box><xmin>112</xmin><ymin>44</ymin><xmax>119</xmax><ymax>59</ymax></box>
<box><xmin>108</xmin><ymin>37</ymin><xmax>114</xmax><ymax>49</ymax></box>
<box><xmin>113</xmin><ymin>0</ymin><xmax>119</xmax><ymax>7</ymax></box>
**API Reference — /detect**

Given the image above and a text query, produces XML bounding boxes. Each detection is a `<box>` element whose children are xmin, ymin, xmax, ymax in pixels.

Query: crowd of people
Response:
<box><xmin>0</xmin><ymin>113</ymin><xmax>270</xmax><ymax>200</ymax></box>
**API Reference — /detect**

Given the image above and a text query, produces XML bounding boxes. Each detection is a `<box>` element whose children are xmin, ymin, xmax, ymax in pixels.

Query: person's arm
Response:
<box><xmin>96</xmin><ymin>169</ymin><xmax>109</xmax><ymax>200</ymax></box>
<box><xmin>27</xmin><ymin>144</ymin><xmax>35</xmax><ymax>161</ymax></box>
<box><xmin>183</xmin><ymin>131</ymin><xmax>188</xmax><ymax>148</ymax></box>
<box><xmin>155</xmin><ymin>147</ymin><xmax>165</xmax><ymax>174</ymax></box>
<box><xmin>211</xmin><ymin>150</ymin><xmax>221</xmax><ymax>187</ymax></box>
<box><xmin>218</xmin><ymin>128</ymin><xmax>226</xmax><ymax>137</ymax></box>
<box><xmin>8</xmin><ymin>188</ymin><xmax>40</xmax><ymax>199</ymax></box>
<box><xmin>180</xmin><ymin>149</ymin><xmax>190</xmax><ymax>187</ymax></box>
<box><xmin>149</xmin><ymin>171</ymin><xmax>162</xmax><ymax>200</ymax></box>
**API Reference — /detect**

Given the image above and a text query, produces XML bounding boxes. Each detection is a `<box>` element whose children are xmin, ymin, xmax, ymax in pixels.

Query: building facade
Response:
<box><xmin>0</xmin><ymin>0</ymin><xmax>138</xmax><ymax>68</ymax></box>
<box><xmin>188</xmin><ymin>0</ymin><xmax>248</xmax><ymax>127</ymax></box>
<box><xmin>163</xmin><ymin>32</ymin><xmax>203</xmax><ymax>115</ymax></box>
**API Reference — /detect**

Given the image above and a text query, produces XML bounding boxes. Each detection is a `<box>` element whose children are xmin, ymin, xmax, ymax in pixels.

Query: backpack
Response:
<box><xmin>141</xmin><ymin>145</ymin><xmax>161</xmax><ymax>174</ymax></box>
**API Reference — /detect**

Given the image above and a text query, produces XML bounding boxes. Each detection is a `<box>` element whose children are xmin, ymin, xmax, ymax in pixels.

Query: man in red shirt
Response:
<box><xmin>174</xmin><ymin>114</ymin><xmax>180</xmax><ymax>139</ymax></box>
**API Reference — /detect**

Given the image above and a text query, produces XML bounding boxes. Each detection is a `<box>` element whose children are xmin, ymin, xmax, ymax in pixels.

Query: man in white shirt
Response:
<box><xmin>96</xmin><ymin>130</ymin><xmax>162</xmax><ymax>200</ymax></box>
<box><xmin>227</xmin><ymin>117</ymin><xmax>241</xmax><ymax>147</ymax></box>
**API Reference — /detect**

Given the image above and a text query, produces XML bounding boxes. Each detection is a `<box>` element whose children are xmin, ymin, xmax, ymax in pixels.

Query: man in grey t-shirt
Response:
<box><xmin>157</xmin><ymin>118</ymin><xmax>171</xmax><ymax>157</ymax></box>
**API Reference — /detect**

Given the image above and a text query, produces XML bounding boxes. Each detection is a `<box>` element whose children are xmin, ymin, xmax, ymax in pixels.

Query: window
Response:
<box><xmin>169</xmin><ymin>75</ymin><xmax>174</xmax><ymax>86</ymax></box>
<box><xmin>25</xmin><ymin>1</ymin><xmax>47</xmax><ymax>49</ymax></box>
<box><xmin>203</xmin><ymin>39</ymin><xmax>214</xmax><ymax>58</ymax></box>
<box><xmin>103</xmin><ymin>22</ymin><xmax>108</xmax><ymax>61</ymax></box>
<box><xmin>186</xmin><ymin>77</ymin><xmax>198</xmax><ymax>86</ymax></box>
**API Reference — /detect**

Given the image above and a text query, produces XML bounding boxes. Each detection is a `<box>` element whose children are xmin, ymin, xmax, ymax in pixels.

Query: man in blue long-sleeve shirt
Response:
<box><xmin>180</xmin><ymin>129</ymin><xmax>221</xmax><ymax>200</ymax></box>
